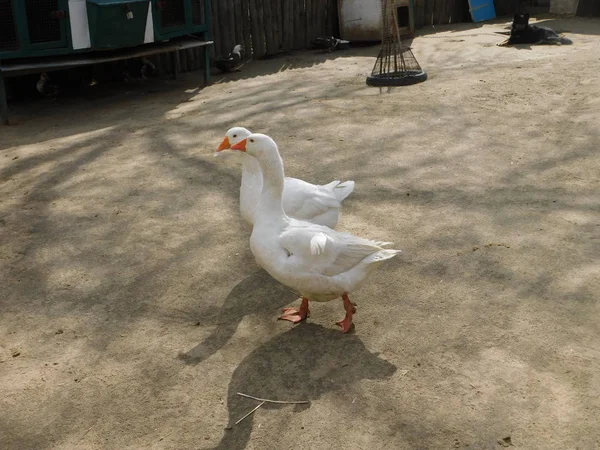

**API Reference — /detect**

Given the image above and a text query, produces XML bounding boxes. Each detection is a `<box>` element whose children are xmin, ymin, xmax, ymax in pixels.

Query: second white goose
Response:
<box><xmin>217</xmin><ymin>127</ymin><xmax>354</xmax><ymax>228</ymax></box>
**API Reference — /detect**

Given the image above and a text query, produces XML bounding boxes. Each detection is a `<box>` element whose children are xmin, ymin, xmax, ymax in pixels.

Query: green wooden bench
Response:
<box><xmin>0</xmin><ymin>37</ymin><xmax>213</xmax><ymax>125</ymax></box>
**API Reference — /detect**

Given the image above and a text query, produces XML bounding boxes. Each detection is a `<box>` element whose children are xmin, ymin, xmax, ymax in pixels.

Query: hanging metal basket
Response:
<box><xmin>367</xmin><ymin>0</ymin><xmax>427</xmax><ymax>87</ymax></box>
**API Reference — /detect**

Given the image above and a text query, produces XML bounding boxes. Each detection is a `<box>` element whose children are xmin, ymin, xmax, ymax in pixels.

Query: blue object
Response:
<box><xmin>468</xmin><ymin>0</ymin><xmax>496</xmax><ymax>22</ymax></box>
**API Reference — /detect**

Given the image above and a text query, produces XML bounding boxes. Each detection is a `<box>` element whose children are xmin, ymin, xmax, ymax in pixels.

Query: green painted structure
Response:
<box><xmin>0</xmin><ymin>0</ymin><xmax>211</xmax><ymax>60</ymax></box>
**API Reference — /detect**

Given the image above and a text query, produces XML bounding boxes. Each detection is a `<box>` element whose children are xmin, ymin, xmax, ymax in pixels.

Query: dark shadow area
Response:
<box><xmin>214</xmin><ymin>323</ymin><xmax>397</xmax><ymax>450</ymax></box>
<box><xmin>577</xmin><ymin>0</ymin><xmax>600</xmax><ymax>16</ymax></box>
<box><xmin>178</xmin><ymin>270</ymin><xmax>298</xmax><ymax>364</ymax></box>
<box><xmin>1</xmin><ymin>76</ymin><xmax>202</xmax><ymax>149</ymax></box>
<box><xmin>415</xmin><ymin>15</ymin><xmax>600</xmax><ymax>38</ymax></box>
<box><xmin>210</xmin><ymin>45</ymin><xmax>379</xmax><ymax>86</ymax></box>
<box><xmin>415</xmin><ymin>20</ymin><xmax>508</xmax><ymax>37</ymax></box>
<box><xmin>0</xmin><ymin>45</ymin><xmax>376</xmax><ymax>151</ymax></box>
<box><xmin>520</xmin><ymin>16</ymin><xmax>600</xmax><ymax>35</ymax></box>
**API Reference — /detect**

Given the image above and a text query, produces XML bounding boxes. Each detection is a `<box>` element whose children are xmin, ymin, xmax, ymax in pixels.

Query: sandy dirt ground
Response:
<box><xmin>1</xmin><ymin>15</ymin><xmax>599</xmax><ymax>450</ymax></box>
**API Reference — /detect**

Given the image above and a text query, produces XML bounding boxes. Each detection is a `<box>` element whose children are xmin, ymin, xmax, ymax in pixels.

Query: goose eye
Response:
<box><xmin>233</xmin><ymin>134</ymin><xmax>237</xmax><ymax>138</ymax></box>
<box><xmin>249</xmin><ymin>139</ymin><xmax>254</xmax><ymax>143</ymax></box>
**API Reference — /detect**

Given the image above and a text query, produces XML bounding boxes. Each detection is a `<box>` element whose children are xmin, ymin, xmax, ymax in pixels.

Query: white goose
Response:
<box><xmin>223</xmin><ymin>133</ymin><xmax>400</xmax><ymax>333</ymax></box>
<box><xmin>217</xmin><ymin>127</ymin><xmax>354</xmax><ymax>228</ymax></box>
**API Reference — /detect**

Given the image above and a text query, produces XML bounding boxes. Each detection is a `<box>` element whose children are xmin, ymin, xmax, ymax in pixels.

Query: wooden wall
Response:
<box><xmin>413</xmin><ymin>0</ymin><xmax>523</xmax><ymax>27</ymax></box>
<box><xmin>209</xmin><ymin>0</ymin><xmax>339</xmax><ymax>59</ymax></box>
<box><xmin>577</xmin><ymin>0</ymin><xmax>600</xmax><ymax>16</ymax></box>
<box><xmin>414</xmin><ymin>0</ymin><xmax>470</xmax><ymax>27</ymax></box>
<box><xmin>160</xmin><ymin>0</ymin><xmax>528</xmax><ymax>75</ymax></box>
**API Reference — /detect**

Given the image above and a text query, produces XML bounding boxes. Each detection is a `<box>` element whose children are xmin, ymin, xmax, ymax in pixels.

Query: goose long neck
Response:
<box><xmin>241</xmin><ymin>155</ymin><xmax>263</xmax><ymax>186</ymax></box>
<box><xmin>255</xmin><ymin>151</ymin><xmax>286</xmax><ymax>221</ymax></box>
<box><xmin>239</xmin><ymin>155</ymin><xmax>263</xmax><ymax>223</ymax></box>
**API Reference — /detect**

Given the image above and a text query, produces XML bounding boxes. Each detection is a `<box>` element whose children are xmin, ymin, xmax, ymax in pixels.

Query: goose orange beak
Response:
<box><xmin>231</xmin><ymin>138</ymin><xmax>247</xmax><ymax>152</ymax></box>
<box><xmin>216</xmin><ymin>136</ymin><xmax>231</xmax><ymax>152</ymax></box>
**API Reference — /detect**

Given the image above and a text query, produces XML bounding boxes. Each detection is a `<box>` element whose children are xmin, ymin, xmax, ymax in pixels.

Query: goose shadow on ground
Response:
<box><xmin>178</xmin><ymin>270</ymin><xmax>299</xmax><ymax>364</ymax></box>
<box><xmin>213</xmin><ymin>323</ymin><xmax>397</xmax><ymax>450</ymax></box>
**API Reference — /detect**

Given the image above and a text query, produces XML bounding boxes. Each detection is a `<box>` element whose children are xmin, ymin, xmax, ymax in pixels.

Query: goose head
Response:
<box><xmin>230</xmin><ymin>133</ymin><xmax>279</xmax><ymax>161</ymax></box>
<box><xmin>231</xmin><ymin>133</ymin><xmax>285</xmax><ymax>197</ymax></box>
<box><xmin>216</xmin><ymin>126</ymin><xmax>251</xmax><ymax>152</ymax></box>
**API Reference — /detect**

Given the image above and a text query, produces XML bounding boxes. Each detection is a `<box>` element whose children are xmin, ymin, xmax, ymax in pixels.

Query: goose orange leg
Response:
<box><xmin>279</xmin><ymin>297</ymin><xmax>310</xmax><ymax>323</ymax></box>
<box><xmin>336</xmin><ymin>293</ymin><xmax>356</xmax><ymax>333</ymax></box>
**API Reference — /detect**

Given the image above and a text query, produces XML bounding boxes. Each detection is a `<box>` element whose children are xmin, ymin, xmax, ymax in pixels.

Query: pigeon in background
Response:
<box><xmin>215</xmin><ymin>44</ymin><xmax>243</xmax><ymax>73</ymax></box>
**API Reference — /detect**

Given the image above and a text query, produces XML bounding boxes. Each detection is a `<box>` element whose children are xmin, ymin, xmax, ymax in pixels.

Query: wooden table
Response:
<box><xmin>0</xmin><ymin>38</ymin><xmax>213</xmax><ymax>125</ymax></box>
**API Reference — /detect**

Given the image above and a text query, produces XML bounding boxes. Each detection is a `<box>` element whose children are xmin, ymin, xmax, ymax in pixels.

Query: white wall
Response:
<box><xmin>338</xmin><ymin>0</ymin><xmax>382</xmax><ymax>41</ymax></box>
<box><xmin>550</xmin><ymin>0</ymin><xmax>579</xmax><ymax>14</ymax></box>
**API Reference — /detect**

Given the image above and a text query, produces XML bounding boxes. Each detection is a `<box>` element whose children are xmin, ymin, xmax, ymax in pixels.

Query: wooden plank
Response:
<box><xmin>214</xmin><ymin>0</ymin><xmax>222</xmax><ymax>57</ymax></box>
<box><xmin>280</xmin><ymin>0</ymin><xmax>289</xmax><ymax>51</ymax></box>
<box><xmin>433</xmin><ymin>0</ymin><xmax>444</xmax><ymax>25</ymax></box>
<box><xmin>299</xmin><ymin>0</ymin><xmax>306</xmax><ymax>49</ymax></box>
<box><xmin>184</xmin><ymin>48</ymin><xmax>192</xmax><ymax>72</ymax></box>
<box><xmin>292</xmin><ymin>0</ymin><xmax>301</xmax><ymax>49</ymax></box>
<box><xmin>321</xmin><ymin>0</ymin><xmax>327</xmax><ymax>36</ymax></box>
<box><xmin>234</xmin><ymin>0</ymin><xmax>246</xmax><ymax>57</ymax></box>
<box><xmin>164</xmin><ymin>53</ymin><xmax>171</xmax><ymax>75</ymax></box>
<box><xmin>438</xmin><ymin>0</ymin><xmax>446</xmax><ymax>25</ymax></box>
<box><xmin>273</xmin><ymin>0</ymin><xmax>282</xmax><ymax>53</ymax></box>
<box><xmin>224</xmin><ymin>0</ymin><xmax>234</xmax><ymax>54</ymax></box>
<box><xmin>316</xmin><ymin>0</ymin><xmax>322</xmax><ymax>37</ymax></box>
<box><xmin>323</xmin><ymin>0</ymin><xmax>331</xmax><ymax>35</ymax></box>
<box><xmin>196</xmin><ymin>47</ymin><xmax>203</xmax><ymax>70</ymax></box>
<box><xmin>179</xmin><ymin>50</ymin><xmax>187</xmax><ymax>73</ymax></box>
<box><xmin>308</xmin><ymin>0</ymin><xmax>315</xmax><ymax>43</ymax></box>
<box><xmin>332</xmin><ymin>0</ymin><xmax>340</xmax><ymax>36</ymax></box>
<box><xmin>210</xmin><ymin>0</ymin><xmax>222</xmax><ymax>57</ymax></box>
<box><xmin>310</xmin><ymin>0</ymin><xmax>318</xmax><ymax>41</ymax></box>
<box><xmin>577</xmin><ymin>0</ymin><xmax>600</xmax><ymax>16</ymax></box>
<box><xmin>0</xmin><ymin>69</ymin><xmax>8</xmax><ymax>125</ymax></box>
<box><xmin>219</xmin><ymin>0</ymin><xmax>230</xmax><ymax>55</ymax></box>
<box><xmin>172</xmin><ymin>51</ymin><xmax>180</xmax><ymax>79</ymax></box>
<box><xmin>154</xmin><ymin>53</ymin><xmax>164</xmax><ymax>76</ymax></box>
<box><xmin>161</xmin><ymin>53</ymin><xmax>170</xmax><ymax>75</ymax></box>
<box><xmin>190</xmin><ymin>49</ymin><xmax>196</xmax><ymax>72</ymax></box>
<box><xmin>248</xmin><ymin>0</ymin><xmax>261</xmax><ymax>57</ymax></box>
<box><xmin>241</xmin><ymin>0</ymin><xmax>252</xmax><ymax>57</ymax></box>
<box><xmin>304</xmin><ymin>0</ymin><xmax>312</xmax><ymax>47</ymax></box>
<box><xmin>280</xmin><ymin>0</ymin><xmax>287</xmax><ymax>51</ymax></box>
<box><xmin>0</xmin><ymin>40</ymin><xmax>213</xmax><ymax>76</ymax></box>
<box><xmin>288</xmin><ymin>0</ymin><xmax>295</xmax><ymax>50</ymax></box>
<box><xmin>232</xmin><ymin>0</ymin><xmax>241</xmax><ymax>50</ymax></box>
<box><xmin>296</xmin><ymin>0</ymin><xmax>301</xmax><ymax>46</ymax></box>
<box><xmin>187</xmin><ymin>48</ymin><xmax>196</xmax><ymax>71</ymax></box>
<box><xmin>440</xmin><ymin>0</ymin><xmax>449</xmax><ymax>25</ymax></box>
<box><xmin>314</xmin><ymin>0</ymin><xmax>320</xmax><ymax>41</ymax></box>
<box><xmin>318</xmin><ymin>0</ymin><xmax>325</xmax><ymax>37</ymax></box>
<box><xmin>414</xmin><ymin>0</ymin><xmax>423</xmax><ymax>28</ymax></box>
<box><xmin>428</xmin><ymin>0</ymin><xmax>434</xmax><ymax>26</ymax></box>
<box><xmin>188</xmin><ymin>48</ymin><xmax>196</xmax><ymax>71</ymax></box>
<box><xmin>448</xmin><ymin>0</ymin><xmax>456</xmax><ymax>23</ymax></box>
<box><xmin>298</xmin><ymin>0</ymin><xmax>305</xmax><ymax>48</ymax></box>
<box><xmin>256</xmin><ymin>0</ymin><xmax>266</xmax><ymax>57</ymax></box>
<box><xmin>229</xmin><ymin>0</ymin><xmax>239</xmax><ymax>50</ymax></box>
<box><xmin>263</xmin><ymin>0</ymin><xmax>274</xmax><ymax>55</ymax></box>
<box><xmin>229</xmin><ymin>0</ymin><xmax>238</xmax><ymax>50</ymax></box>
<box><xmin>325</xmin><ymin>0</ymin><xmax>333</xmax><ymax>36</ymax></box>
<box><xmin>302</xmin><ymin>0</ymin><xmax>308</xmax><ymax>47</ymax></box>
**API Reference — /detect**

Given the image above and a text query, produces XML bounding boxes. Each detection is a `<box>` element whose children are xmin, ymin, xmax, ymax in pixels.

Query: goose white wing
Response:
<box><xmin>279</xmin><ymin>221</ymin><xmax>389</xmax><ymax>277</ymax></box>
<box><xmin>282</xmin><ymin>177</ymin><xmax>341</xmax><ymax>220</ymax></box>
